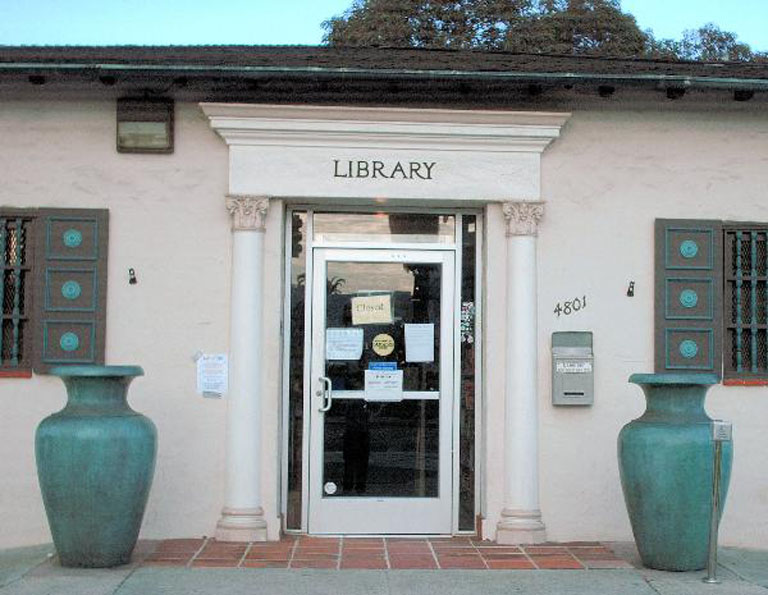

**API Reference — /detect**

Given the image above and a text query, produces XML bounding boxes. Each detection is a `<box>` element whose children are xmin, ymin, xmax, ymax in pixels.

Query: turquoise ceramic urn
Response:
<box><xmin>618</xmin><ymin>373</ymin><xmax>731</xmax><ymax>571</ymax></box>
<box><xmin>35</xmin><ymin>366</ymin><xmax>156</xmax><ymax>568</ymax></box>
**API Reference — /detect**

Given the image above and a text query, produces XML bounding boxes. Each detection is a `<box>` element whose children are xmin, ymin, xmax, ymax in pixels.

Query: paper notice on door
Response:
<box><xmin>196</xmin><ymin>353</ymin><xmax>228</xmax><ymax>397</ymax></box>
<box><xmin>404</xmin><ymin>323</ymin><xmax>435</xmax><ymax>362</ymax></box>
<box><xmin>326</xmin><ymin>327</ymin><xmax>364</xmax><ymax>360</ymax></box>
<box><xmin>351</xmin><ymin>294</ymin><xmax>393</xmax><ymax>325</ymax></box>
<box><xmin>364</xmin><ymin>370</ymin><xmax>403</xmax><ymax>402</ymax></box>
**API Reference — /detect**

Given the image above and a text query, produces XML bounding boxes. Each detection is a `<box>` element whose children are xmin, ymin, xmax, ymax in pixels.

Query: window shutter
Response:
<box><xmin>654</xmin><ymin>219</ymin><xmax>722</xmax><ymax>375</ymax></box>
<box><xmin>33</xmin><ymin>209</ymin><xmax>108</xmax><ymax>373</ymax></box>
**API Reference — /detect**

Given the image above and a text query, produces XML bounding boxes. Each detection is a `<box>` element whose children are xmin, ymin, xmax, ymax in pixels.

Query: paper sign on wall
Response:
<box><xmin>196</xmin><ymin>353</ymin><xmax>228</xmax><ymax>397</ymax></box>
<box><xmin>326</xmin><ymin>327</ymin><xmax>364</xmax><ymax>360</ymax></box>
<box><xmin>404</xmin><ymin>323</ymin><xmax>435</xmax><ymax>362</ymax></box>
<box><xmin>364</xmin><ymin>370</ymin><xmax>403</xmax><ymax>402</ymax></box>
<box><xmin>351</xmin><ymin>294</ymin><xmax>393</xmax><ymax>325</ymax></box>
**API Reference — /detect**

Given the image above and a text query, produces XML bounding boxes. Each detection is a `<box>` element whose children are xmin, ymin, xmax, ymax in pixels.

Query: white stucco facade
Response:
<box><xmin>1</xmin><ymin>92</ymin><xmax>767</xmax><ymax>549</ymax></box>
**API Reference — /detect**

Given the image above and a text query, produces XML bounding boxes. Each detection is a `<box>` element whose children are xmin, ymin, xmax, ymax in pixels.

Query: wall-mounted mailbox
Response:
<box><xmin>552</xmin><ymin>331</ymin><xmax>593</xmax><ymax>406</ymax></box>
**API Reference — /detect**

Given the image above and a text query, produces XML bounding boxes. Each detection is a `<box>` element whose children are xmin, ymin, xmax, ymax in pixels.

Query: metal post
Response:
<box><xmin>703</xmin><ymin>420</ymin><xmax>732</xmax><ymax>585</ymax></box>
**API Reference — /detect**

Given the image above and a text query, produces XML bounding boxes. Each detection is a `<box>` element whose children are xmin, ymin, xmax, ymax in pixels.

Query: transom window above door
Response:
<box><xmin>313</xmin><ymin>212</ymin><xmax>455</xmax><ymax>245</ymax></box>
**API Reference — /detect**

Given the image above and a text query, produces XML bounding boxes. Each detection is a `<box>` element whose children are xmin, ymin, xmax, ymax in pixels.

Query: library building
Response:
<box><xmin>0</xmin><ymin>46</ymin><xmax>766</xmax><ymax>553</ymax></box>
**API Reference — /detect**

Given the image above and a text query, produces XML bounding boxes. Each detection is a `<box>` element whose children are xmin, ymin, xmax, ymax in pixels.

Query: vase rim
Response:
<box><xmin>629</xmin><ymin>372</ymin><xmax>720</xmax><ymax>386</ymax></box>
<box><xmin>49</xmin><ymin>365</ymin><xmax>144</xmax><ymax>378</ymax></box>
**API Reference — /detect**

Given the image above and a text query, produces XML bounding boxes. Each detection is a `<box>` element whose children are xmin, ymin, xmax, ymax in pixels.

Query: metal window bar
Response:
<box><xmin>0</xmin><ymin>218</ymin><xmax>30</xmax><ymax>368</ymax></box>
<box><xmin>751</xmin><ymin>232</ymin><xmax>758</xmax><ymax>373</ymax></box>
<box><xmin>11</xmin><ymin>219</ymin><xmax>24</xmax><ymax>365</ymax></box>
<box><xmin>0</xmin><ymin>222</ymin><xmax>5</xmax><ymax>355</ymax></box>
<box><xmin>725</xmin><ymin>228</ymin><xmax>768</xmax><ymax>378</ymax></box>
<box><xmin>736</xmin><ymin>231</ymin><xmax>743</xmax><ymax>372</ymax></box>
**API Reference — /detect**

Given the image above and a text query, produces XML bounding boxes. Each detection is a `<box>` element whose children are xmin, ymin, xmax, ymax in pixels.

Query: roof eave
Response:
<box><xmin>1</xmin><ymin>62</ymin><xmax>767</xmax><ymax>91</ymax></box>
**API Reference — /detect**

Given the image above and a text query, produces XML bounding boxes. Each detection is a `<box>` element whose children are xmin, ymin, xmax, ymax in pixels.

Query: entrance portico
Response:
<box><xmin>203</xmin><ymin>104</ymin><xmax>570</xmax><ymax>541</ymax></box>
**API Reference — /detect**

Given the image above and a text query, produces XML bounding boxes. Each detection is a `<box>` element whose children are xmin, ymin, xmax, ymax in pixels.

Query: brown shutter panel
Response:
<box><xmin>33</xmin><ymin>209</ymin><xmax>108</xmax><ymax>373</ymax></box>
<box><xmin>654</xmin><ymin>219</ymin><xmax>722</xmax><ymax>375</ymax></box>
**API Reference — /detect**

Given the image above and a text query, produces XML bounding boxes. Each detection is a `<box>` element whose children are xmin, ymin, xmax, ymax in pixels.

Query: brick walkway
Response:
<box><xmin>143</xmin><ymin>537</ymin><xmax>633</xmax><ymax>570</ymax></box>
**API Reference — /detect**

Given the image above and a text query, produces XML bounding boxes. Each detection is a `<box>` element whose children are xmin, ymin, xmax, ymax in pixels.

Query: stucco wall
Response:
<box><xmin>535</xmin><ymin>106</ymin><xmax>768</xmax><ymax>547</ymax></box>
<box><xmin>1</xmin><ymin>96</ymin><xmax>766</xmax><ymax>549</ymax></box>
<box><xmin>0</xmin><ymin>99</ymin><xmax>233</xmax><ymax>547</ymax></box>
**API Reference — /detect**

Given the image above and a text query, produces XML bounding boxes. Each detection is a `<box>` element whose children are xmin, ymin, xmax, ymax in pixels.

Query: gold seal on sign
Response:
<box><xmin>372</xmin><ymin>334</ymin><xmax>395</xmax><ymax>356</ymax></box>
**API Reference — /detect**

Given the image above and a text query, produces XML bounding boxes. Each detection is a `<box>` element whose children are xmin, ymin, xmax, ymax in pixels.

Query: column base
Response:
<box><xmin>496</xmin><ymin>508</ymin><xmax>547</xmax><ymax>544</ymax></box>
<box><xmin>215</xmin><ymin>507</ymin><xmax>268</xmax><ymax>542</ymax></box>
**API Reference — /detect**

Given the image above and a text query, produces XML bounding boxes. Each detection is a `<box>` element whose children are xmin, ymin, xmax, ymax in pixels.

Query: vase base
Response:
<box><xmin>215</xmin><ymin>507</ymin><xmax>268</xmax><ymax>542</ymax></box>
<box><xmin>639</xmin><ymin>554</ymin><xmax>706</xmax><ymax>572</ymax></box>
<box><xmin>58</xmin><ymin>552</ymin><xmax>132</xmax><ymax>568</ymax></box>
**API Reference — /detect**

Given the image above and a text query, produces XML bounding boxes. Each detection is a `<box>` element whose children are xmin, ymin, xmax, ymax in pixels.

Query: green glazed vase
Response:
<box><xmin>618</xmin><ymin>373</ymin><xmax>732</xmax><ymax>571</ymax></box>
<box><xmin>35</xmin><ymin>365</ymin><xmax>156</xmax><ymax>568</ymax></box>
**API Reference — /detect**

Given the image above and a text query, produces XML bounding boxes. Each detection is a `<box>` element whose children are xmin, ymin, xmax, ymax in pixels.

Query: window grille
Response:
<box><xmin>1</xmin><ymin>217</ymin><xmax>33</xmax><ymax>368</ymax></box>
<box><xmin>724</xmin><ymin>228</ymin><xmax>768</xmax><ymax>378</ymax></box>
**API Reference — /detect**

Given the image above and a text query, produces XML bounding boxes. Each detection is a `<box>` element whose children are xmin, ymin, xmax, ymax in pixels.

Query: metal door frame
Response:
<box><xmin>280</xmin><ymin>207</ymin><xmax>483</xmax><ymax>536</ymax></box>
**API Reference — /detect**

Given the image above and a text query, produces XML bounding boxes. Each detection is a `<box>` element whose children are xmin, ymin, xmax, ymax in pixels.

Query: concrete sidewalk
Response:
<box><xmin>1</xmin><ymin>542</ymin><xmax>767</xmax><ymax>595</ymax></box>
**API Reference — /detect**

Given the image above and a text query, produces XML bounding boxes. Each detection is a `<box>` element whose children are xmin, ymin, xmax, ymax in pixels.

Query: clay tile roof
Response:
<box><xmin>1</xmin><ymin>45</ymin><xmax>766</xmax><ymax>81</ymax></box>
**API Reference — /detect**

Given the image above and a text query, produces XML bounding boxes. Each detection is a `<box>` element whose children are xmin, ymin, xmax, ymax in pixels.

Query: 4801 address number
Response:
<box><xmin>554</xmin><ymin>295</ymin><xmax>587</xmax><ymax>317</ymax></box>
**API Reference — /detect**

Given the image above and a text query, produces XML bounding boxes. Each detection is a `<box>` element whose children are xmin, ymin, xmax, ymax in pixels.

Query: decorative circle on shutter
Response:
<box><xmin>679</xmin><ymin>240</ymin><xmax>699</xmax><ymax>259</ymax></box>
<box><xmin>679</xmin><ymin>339</ymin><xmax>699</xmax><ymax>359</ymax></box>
<box><xmin>61</xmin><ymin>281</ymin><xmax>82</xmax><ymax>300</ymax></box>
<box><xmin>60</xmin><ymin>332</ymin><xmax>80</xmax><ymax>352</ymax></box>
<box><xmin>679</xmin><ymin>289</ymin><xmax>699</xmax><ymax>309</ymax></box>
<box><xmin>62</xmin><ymin>229</ymin><xmax>83</xmax><ymax>248</ymax></box>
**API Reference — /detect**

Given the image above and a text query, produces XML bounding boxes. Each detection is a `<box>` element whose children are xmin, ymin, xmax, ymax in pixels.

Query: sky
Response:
<box><xmin>0</xmin><ymin>0</ymin><xmax>765</xmax><ymax>52</ymax></box>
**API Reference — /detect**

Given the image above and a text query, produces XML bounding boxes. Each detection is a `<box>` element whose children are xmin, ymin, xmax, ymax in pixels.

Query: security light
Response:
<box><xmin>116</xmin><ymin>98</ymin><xmax>174</xmax><ymax>154</ymax></box>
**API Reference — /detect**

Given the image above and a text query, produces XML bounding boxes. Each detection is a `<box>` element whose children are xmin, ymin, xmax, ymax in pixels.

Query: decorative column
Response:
<box><xmin>497</xmin><ymin>201</ymin><xmax>547</xmax><ymax>545</ymax></box>
<box><xmin>216</xmin><ymin>195</ymin><xmax>270</xmax><ymax>542</ymax></box>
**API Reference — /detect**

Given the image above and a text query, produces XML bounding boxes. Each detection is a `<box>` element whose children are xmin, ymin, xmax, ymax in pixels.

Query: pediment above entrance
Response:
<box><xmin>201</xmin><ymin>104</ymin><xmax>570</xmax><ymax>202</ymax></box>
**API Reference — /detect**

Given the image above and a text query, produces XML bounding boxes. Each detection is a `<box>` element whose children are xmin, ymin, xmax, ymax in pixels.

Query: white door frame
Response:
<box><xmin>307</xmin><ymin>248</ymin><xmax>455</xmax><ymax>535</ymax></box>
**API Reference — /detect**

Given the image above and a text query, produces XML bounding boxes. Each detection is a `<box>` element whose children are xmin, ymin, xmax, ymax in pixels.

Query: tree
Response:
<box><xmin>504</xmin><ymin>0</ymin><xmax>647</xmax><ymax>57</ymax></box>
<box><xmin>322</xmin><ymin>0</ymin><xmax>537</xmax><ymax>50</ymax></box>
<box><xmin>323</xmin><ymin>0</ymin><xmax>763</xmax><ymax>61</ymax></box>
<box><xmin>645</xmin><ymin>23</ymin><xmax>757</xmax><ymax>62</ymax></box>
<box><xmin>323</xmin><ymin>0</ymin><xmax>649</xmax><ymax>56</ymax></box>
<box><xmin>678</xmin><ymin>23</ymin><xmax>753</xmax><ymax>62</ymax></box>
<box><xmin>643</xmin><ymin>31</ymin><xmax>681</xmax><ymax>60</ymax></box>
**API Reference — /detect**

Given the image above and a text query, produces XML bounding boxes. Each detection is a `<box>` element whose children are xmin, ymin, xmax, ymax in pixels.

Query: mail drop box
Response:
<box><xmin>552</xmin><ymin>331</ymin><xmax>594</xmax><ymax>406</ymax></box>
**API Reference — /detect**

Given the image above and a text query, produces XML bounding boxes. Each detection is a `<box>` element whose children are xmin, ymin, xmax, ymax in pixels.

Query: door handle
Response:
<box><xmin>318</xmin><ymin>376</ymin><xmax>333</xmax><ymax>412</ymax></box>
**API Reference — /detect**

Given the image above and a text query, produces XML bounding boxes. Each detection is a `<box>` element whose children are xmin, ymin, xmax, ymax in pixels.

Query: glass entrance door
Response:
<box><xmin>308</xmin><ymin>248</ymin><xmax>455</xmax><ymax>534</ymax></box>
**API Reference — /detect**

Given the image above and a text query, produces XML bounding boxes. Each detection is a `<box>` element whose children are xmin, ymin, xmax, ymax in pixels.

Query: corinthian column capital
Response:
<box><xmin>226</xmin><ymin>195</ymin><xmax>270</xmax><ymax>231</ymax></box>
<box><xmin>502</xmin><ymin>201</ymin><xmax>545</xmax><ymax>237</ymax></box>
